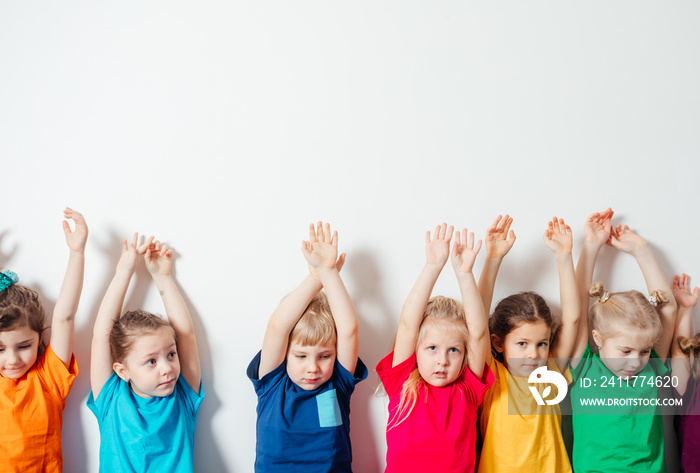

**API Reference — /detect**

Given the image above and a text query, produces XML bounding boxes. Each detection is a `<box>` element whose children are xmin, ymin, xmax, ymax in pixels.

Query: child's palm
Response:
<box><xmin>426</xmin><ymin>223</ymin><xmax>453</xmax><ymax>266</ymax></box>
<box><xmin>145</xmin><ymin>242</ymin><xmax>173</xmax><ymax>276</ymax></box>
<box><xmin>543</xmin><ymin>217</ymin><xmax>572</xmax><ymax>254</ymax></box>
<box><xmin>485</xmin><ymin>215</ymin><xmax>515</xmax><ymax>258</ymax></box>
<box><xmin>673</xmin><ymin>274</ymin><xmax>699</xmax><ymax>308</ymax></box>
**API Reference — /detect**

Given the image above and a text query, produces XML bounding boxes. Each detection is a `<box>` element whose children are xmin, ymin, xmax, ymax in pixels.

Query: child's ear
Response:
<box><xmin>591</xmin><ymin>330</ymin><xmax>603</xmax><ymax>350</ymax></box>
<box><xmin>491</xmin><ymin>334</ymin><xmax>504</xmax><ymax>353</ymax></box>
<box><xmin>113</xmin><ymin>362</ymin><xmax>129</xmax><ymax>382</ymax></box>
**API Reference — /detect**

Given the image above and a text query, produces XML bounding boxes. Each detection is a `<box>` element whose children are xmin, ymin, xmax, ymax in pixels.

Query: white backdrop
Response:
<box><xmin>1</xmin><ymin>2</ymin><xmax>699</xmax><ymax>472</ymax></box>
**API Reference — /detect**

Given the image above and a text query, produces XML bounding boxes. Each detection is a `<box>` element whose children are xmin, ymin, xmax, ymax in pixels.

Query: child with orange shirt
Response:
<box><xmin>0</xmin><ymin>208</ymin><xmax>87</xmax><ymax>472</ymax></box>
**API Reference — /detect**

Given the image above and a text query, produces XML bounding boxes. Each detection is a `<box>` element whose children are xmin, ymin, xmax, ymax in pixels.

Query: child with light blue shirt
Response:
<box><xmin>88</xmin><ymin>234</ymin><xmax>203</xmax><ymax>473</ymax></box>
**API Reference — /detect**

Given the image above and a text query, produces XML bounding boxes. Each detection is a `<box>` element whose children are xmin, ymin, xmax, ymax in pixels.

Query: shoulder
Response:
<box><xmin>377</xmin><ymin>351</ymin><xmax>416</xmax><ymax>396</ymax></box>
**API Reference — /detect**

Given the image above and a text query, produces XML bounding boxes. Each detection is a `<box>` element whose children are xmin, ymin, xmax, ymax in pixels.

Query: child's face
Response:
<box><xmin>0</xmin><ymin>326</ymin><xmax>40</xmax><ymax>380</ymax></box>
<box><xmin>286</xmin><ymin>339</ymin><xmax>336</xmax><ymax>391</ymax></box>
<box><xmin>494</xmin><ymin>320</ymin><xmax>551</xmax><ymax>377</ymax></box>
<box><xmin>113</xmin><ymin>326</ymin><xmax>180</xmax><ymax>398</ymax></box>
<box><xmin>593</xmin><ymin>325</ymin><xmax>654</xmax><ymax>379</ymax></box>
<box><xmin>415</xmin><ymin>323</ymin><xmax>466</xmax><ymax>387</ymax></box>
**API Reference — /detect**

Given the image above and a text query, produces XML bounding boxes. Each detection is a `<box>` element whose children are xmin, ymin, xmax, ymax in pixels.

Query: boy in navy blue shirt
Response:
<box><xmin>247</xmin><ymin>222</ymin><xmax>367</xmax><ymax>472</ymax></box>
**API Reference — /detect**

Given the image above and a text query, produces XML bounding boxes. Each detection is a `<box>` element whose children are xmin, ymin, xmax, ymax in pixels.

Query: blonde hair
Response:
<box><xmin>289</xmin><ymin>291</ymin><xmax>337</xmax><ymax>347</ymax></box>
<box><xmin>588</xmin><ymin>282</ymin><xmax>665</xmax><ymax>345</ymax></box>
<box><xmin>389</xmin><ymin>296</ymin><xmax>469</xmax><ymax>429</ymax></box>
<box><xmin>678</xmin><ymin>333</ymin><xmax>700</xmax><ymax>381</ymax></box>
<box><xmin>110</xmin><ymin>310</ymin><xmax>175</xmax><ymax>363</ymax></box>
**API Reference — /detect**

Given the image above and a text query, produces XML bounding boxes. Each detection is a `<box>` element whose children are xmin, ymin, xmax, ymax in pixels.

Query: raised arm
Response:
<box><xmin>258</xmin><ymin>223</ymin><xmax>345</xmax><ymax>378</ymax></box>
<box><xmin>609</xmin><ymin>225</ymin><xmax>677</xmax><ymax>361</ymax></box>
<box><xmin>477</xmin><ymin>215</ymin><xmax>515</xmax><ymax>316</ymax></box>
<box><xmin>50</xmin><ymin>208</ymin><xmax>88</xmax><ymax>366</ymax></box>
<box><xmin>302</xmin><ymin>222</ymin><xmax>358</xmax><ymax>373</ymax></box>
<box><xmin>144</xmin><ymin>241</ymin><xmax>201</xmax><ymax>394</ymax></box>
<box><xmin>90</xmin><ymin>233</ymin><xmax>152</xmax><ymax>399</ymax></box>
<box><xmin>571</xmin><ymin>208</ymin><xmax>613</xmax><ymax>366</ymax></box>
<box><xmin>542</xmin><ymin>217</ymin><xmax>580</xmax><ymax>371</ymax></box>
<box><xmin>451</xmin><ymin>228</ymin><xmax>487</xmax><ymax>376</ymax></box>
<box><xmin>670</xmin><ymin>273</ymin><xmax>698</xmax><ymax>395</ymax></box>
<box><xmin>393</xmin><ymin>223</ymin><xmax>453</xmax><ymax>367</ymax></box>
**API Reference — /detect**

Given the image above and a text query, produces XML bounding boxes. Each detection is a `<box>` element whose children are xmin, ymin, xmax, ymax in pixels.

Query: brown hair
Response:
<box><xmin>289</xmin><ymin>291</ymin><xmax>337</xmax><ymax>347</ymax></box>
<box><xmin>588</xmin><ymin>283</ymin><xmax>664</xmax><ymax>344</ymax></box>
<box><xmin>0</xmin><ymin>284</ymin><xmax>47</xmax><ymax>355</ymax></box>
<box><xmin>390</xmin><ymin>296</ymin><xmax>469</xmax><ymax>429</ymax></box>
<box><xmin>489</xmin><ymin>291</ymin><xmax>557</xmax><ymax>363</ymax></box>
<box><xmin>110</xmin><ymin>309</ymin><xmax>175</xmax><ymax>363</ymax></box>
<box><xmin>678</xmin><ymin>334</ymin><xmax>700</xmax><ymax>381</ymax></box>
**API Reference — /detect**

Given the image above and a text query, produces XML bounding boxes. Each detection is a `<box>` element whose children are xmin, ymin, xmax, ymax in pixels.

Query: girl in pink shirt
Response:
<box><xmin>377</xmin><ymin>223</ymin><xmax>494</xmax><ymax>473</ymax></box>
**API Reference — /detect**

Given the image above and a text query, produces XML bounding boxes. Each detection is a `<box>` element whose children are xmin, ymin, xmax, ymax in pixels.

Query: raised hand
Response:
<box><xmin>302</xmin><ymin>221</ymin><xmax>339</xmax><ymax>271</ymax></box>
<box><xmin>425</xmin><ymin>223</ymin><xmax>454</xmax><ymax>267</ymax></box>
<box><xmin>145</xmin><ymin>241</ymin><xmax>174</xmax><ymax>277</ymax></box>
<box><xmin>608</xmin><ymin>224</ymin><xmax>647</xmax><ymax>256</ymax></box>
<box><xmin>63</xmin><ymin>207</ymin><xmax>88</xmax><ymax>252</ymax></box>
<box><xmin>451</xmin><ymin>228</ymin><xmax>482</xmax><ymax>275</ymax></box>
<box><xmin>116</xmin><ymin>233</ymin><xmax>153</xmax><ymax>274</ymax></box>
<box><xmin>484</xmin><ymin>214</ymin><xmax>515</xmax><ymax>259</ymax></box>
<box><xmin>543</xmin><ymin>217</ymin><xmax>573</xmax><ymax>255</ymax></box>
<box><xmin>582</xmin><ymin>208</ymin><xmax>613</xmax><ymax>248</ymax></box>
<box><xmin>673</xmin><ymin>274</ymin><xmax>699</xmax><ymax>309</ymax></box>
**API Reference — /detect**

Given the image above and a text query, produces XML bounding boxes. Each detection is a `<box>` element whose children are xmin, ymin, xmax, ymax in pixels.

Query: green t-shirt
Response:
<box><xmin>569</xmin><ymin>344</ymin><xmax>669</xmax><ymax>473</ymax></box>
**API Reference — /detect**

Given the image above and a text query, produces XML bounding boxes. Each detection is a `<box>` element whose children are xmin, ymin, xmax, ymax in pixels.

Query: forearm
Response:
<box><xmin>152</xmin><ymin>274</ymin><xmax>194</xmax><ymax>335</ymax></box>
<box><xmin>94</xmin><ymin>270</ymin><xmax>133</xmax><ymax>338</ymax></box>
<box><xmin>393</xmin><ymin>264</ymin><xmax>442</xmax><ymax>365</ymax></box>
<box><xmin>552</xmin><ymin>252</ymin><xmax>580</xmax><ymax>361</ymax></box>
<box><xmin>52</xmin><ymin>250</ymin><xmax>85</xmax><ymax>323</ymax></box>
<box><xmin>478</xmin><ymin>257</ymin><xmax>503</xmax><ymax>316</ymax></box>
<box><xmin>267</xmin><ymin>274</ymin><xmax>323</xmax><ymax>337</ymax></box>
<box><xmin>316</xmin><ymin>269</ymin><xmax>358</xmax><ymax>341</ymax></box>
<box><xmin>458</xmin><ymin>273</ymin><xmax>488</xmax><ymax>341</ymax></box>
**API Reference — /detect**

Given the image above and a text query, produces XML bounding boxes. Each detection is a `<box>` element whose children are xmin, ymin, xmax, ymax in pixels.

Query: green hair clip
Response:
<box><xmin>0</xmin><ymin>269</ymin><xmax>18</xmax><ymax>292</ymax></box>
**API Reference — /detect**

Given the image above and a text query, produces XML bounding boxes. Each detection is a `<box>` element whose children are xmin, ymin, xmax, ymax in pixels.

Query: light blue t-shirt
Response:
<box><xmin>87</xmin><ymin>372</ymin><xmax>204</xmax><ymax>473</ymax></box>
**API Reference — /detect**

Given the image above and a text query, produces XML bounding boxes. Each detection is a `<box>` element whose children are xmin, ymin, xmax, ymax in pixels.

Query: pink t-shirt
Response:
<box><xmin>377</xmin><ymin>351</ymin><xmax>494</xmax><ymax>473</ymax></box>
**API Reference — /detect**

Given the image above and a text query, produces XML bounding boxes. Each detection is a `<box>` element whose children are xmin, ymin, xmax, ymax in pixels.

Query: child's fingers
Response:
<box><xmin>444</xmin><ymin>224</ymin><xmax>454</xmax><ymax>242</ymax></box>
<box><xmin>331</xmin><ymin>230</ymin><xmax>338</xmax><ymax>247</ymax></box>
<box><xmin>336</xmin><ymin>252</ymin><xmax>346</xmax><ymax>272</ymax></box>
<box><xmin>308</xmin><ymin>223</ymin><xmax>316</xmax><ymax>242</ymax></box>
<box><xmin>473</xmin><ymin>239</ymin><xmax>482</xmax><ymax>254</ymax></box>
<box><xmin>489</xmin><ymin>215</ymin><xmax>502</xmax><ymax>232</ymax></box>
<box><xmin>324</xmin><ymin>222</ymin><xmax>331</xmax><ymax>243</ymax></box>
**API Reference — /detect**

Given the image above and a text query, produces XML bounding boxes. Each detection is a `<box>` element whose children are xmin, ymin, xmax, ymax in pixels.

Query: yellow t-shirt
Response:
<box><xmin>478</xmin><ymin>357</ymin><xmax>571</xmax><ymax>473</ymax></box>
<box><xmin>0</xmin><ymin>345</ymin><xmax>78</xmax><ymax>473</ymax></box>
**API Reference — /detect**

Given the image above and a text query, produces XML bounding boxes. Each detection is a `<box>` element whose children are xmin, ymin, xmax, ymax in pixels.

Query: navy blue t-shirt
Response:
<box><xmin>247</xmin><ymin>351</ymin><xmax>367</xmax><ymax>473</ymax></box>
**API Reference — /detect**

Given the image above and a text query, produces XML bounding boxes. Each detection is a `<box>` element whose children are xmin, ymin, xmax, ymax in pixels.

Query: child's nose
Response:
<box><xmin>7</xmin><ymin>350</ymin><xmax>19</xmax><ymax>364</ymax></box>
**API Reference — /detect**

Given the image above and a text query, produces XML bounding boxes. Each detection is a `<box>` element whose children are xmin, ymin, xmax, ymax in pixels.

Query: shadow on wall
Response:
<box><xmin>346</xmin><ymin>249</ymin><xmax>394</xmax><ymax>473</ymax></box>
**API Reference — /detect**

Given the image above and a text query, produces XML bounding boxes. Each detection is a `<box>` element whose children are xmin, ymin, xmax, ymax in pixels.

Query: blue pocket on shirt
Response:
<box><xmin>316</xmin><ymin>389</ymin><xmax>342</xmax><ymax>427</ymax></box>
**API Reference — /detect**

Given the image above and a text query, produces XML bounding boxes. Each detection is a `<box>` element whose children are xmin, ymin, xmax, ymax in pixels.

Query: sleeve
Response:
<box><xmin>332</xmin><ymin>357</ymin><xmax>368</xmax><ymax>396</ymax></box>
<box><xmin>650</xmin><ymin>348</ymin><xmax>671</xmax><ymax>376</ymax></box>
<box><xmin>36</xmin><ymin>344</ymin><xmax>78</xmax><ymax>400</ymax></box>
<box><xmin>376</xmin><ymin>351</ymin><xmax>416</xmax><ymax>398</ymax></box>
<box><xmin>247</xmin><ymin>350</ymin><xmax>286</xmax><ymax>398</ymax></box>
<box><xmin>176</xmin><ymin>375</ymin><xmax>205</xmax><ymax>417</ymax></box>
<box><xmin>87</xmin><ymin>371</ymin><xmax>120</xmax><ymax>422</ymax></box>
<box><xmin>569</xmin><ymin>343</ymin><xmax>593</xmax><ymax>385</ymax></box>
<box><xmin>461</xmin><ymin>362</ymin><xmax>495</xmax><ymax>405</ymax></box>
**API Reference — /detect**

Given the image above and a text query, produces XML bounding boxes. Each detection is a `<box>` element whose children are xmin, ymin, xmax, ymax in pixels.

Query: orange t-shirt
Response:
<box><xmin>0</xmin><ymin>345</ymin><xmax>78</xmax><ymax>472</ymax></box>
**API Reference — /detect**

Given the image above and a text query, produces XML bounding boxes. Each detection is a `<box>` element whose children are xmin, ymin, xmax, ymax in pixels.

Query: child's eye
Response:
<box><xmin>449</xmin><ymin>347</ymin><xmax>460</xmax><ymax>353</ymax></box>
<box><xmin>18</xmin><ymin>345</ymin><xmax>31</xmax><ymax>350</ymax></box>
<box><xmin>320</xmin><ymin>354</ymin><xmax>331</xmax><ymax>359</ymax></box>
<box><xmin>168</xmin><ymin>351</ymin><xmax>177</xmax><ymax>359</ymax></box>
<box><xmin>641</xmin><ymin>350</ymin><xmax>650</xmax><ymax>355</ymax></box>
<box><xmin>146</xmin><ymin>359</ymin><xmax>156</xmax><ymax>366</ymax></box>
<box><xmin>427</xmin><ymin>346</ymin><xmax>436</xmax><ymax>351</ymax></box>
<box><xmin>621</xmin><ymin>350</ymin><xmax>631</xmax><ymax>355</ymax></box>
<box><xmin>517</xmin><ymin>342</ymin><xmax>527</xmax><ymax>347</ymax></box>
<box><xmin>295</xmin><ymin>354</ymin><xmax>306</xmax><ymax>359</ymax></box>
<box><xmin>537</xmin><ymin>342</ymin><xmax>548</xmax><ymax>348</ymax></box>
<box><xmin>0</xmin><ymin>348</ymin><xmax>4</xmax><ymax>353</ymax></box>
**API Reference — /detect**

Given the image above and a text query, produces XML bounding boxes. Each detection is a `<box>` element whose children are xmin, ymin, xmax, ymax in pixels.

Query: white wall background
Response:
<box><xmin>1</xmin><ymin>2</ymin><xmax>699</xmax><ymax>472</ymax></box>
